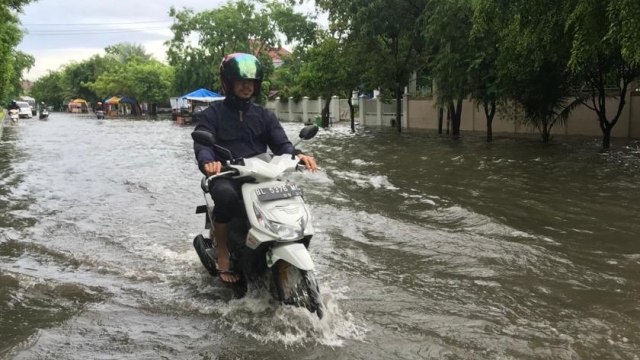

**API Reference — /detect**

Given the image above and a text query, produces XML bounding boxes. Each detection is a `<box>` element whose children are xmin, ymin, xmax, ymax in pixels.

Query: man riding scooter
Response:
<box><xmin>7</xmin><ymin>100</ymin><xmax>20</xmax><ymax>123</ymax></box>
<box><xmin>193</xmin><ymin>53</ymin><xmax>318</xmax><ymax>283</ymax></box>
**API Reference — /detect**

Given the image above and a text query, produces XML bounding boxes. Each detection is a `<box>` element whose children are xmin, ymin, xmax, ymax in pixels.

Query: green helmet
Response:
<box><xmin>219</xmin><ymin>53</ymin><xmax>264</xmax><ymax>98</ymax></box>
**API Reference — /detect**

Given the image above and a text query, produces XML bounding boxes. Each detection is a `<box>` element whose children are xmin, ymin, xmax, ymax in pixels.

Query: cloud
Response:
<box><xmin>16</xmin><ymin>0</ymin><xmax>323</xmax><ymax>81</ymax></box>
<box><xmin>17</xmin><ymin>0</ymin><xmax>227</xmax><ymax>80</ymax></box>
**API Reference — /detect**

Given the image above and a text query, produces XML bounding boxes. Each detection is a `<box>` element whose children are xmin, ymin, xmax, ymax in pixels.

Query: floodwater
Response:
<box><xmin>1</xmin><ymin>113</ymin><xmax>639</xmax><ymax>359</ymax></box>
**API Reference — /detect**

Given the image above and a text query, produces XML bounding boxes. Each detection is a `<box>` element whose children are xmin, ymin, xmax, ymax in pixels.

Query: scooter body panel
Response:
<box><xmin>269</xmin><ymin>243</ymin><xmax>315</xmax><ymax>271</ymax></box>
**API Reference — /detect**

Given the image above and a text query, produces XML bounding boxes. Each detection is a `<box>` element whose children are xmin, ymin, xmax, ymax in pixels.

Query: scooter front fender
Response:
<box><xmin>269</xmin><ymin>243</ymin><xmax>315</xmax><ymax>271</ymax></box>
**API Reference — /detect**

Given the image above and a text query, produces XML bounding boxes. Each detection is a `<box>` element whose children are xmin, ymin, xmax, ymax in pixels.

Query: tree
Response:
<box><xmin>424</xmin><ymin>0</ymin><xmax>476</xmax><ymax>139</ymax></box>
<box><xmin>316</xmin><ymin>0</ymin><xmax>430</xmax><ymax>133</ymax></box>
<box><xmin>105</xmin><ymin>43</ymin><xmax>153</xmax><ymax>63</ymax></box>
<box><xmin>59</xmin><ymin>54</ymin><xmax>119</xmax><ymax>103</ymax></box>
<box><xmin>295</xmin><ymin>36</ymin><xmax>353</xmax><ymax>128</ymax></box>
<box><xmin>481</xmin><ymin>0</ymin><xmax>577</xmax><ymax>143</ymax></box>
<box><xmin>166</xmin><ymin>1</ymin><xmax>278</xmax><ymax>95</ymax></box>
<box><xmin>166</xmin><ymin>1</ymin><xmax>319</xmax><ymax>95</ymax></box>
<box><xmin>611</xmin><ymin>0</ymin><xmax>640</xmax><ymax>66</ymax></box>
<box><xmin>87</xmin><ymin>59</ymin><xmax>174</xmax><ymax>109</ymax></box>
<box><xmin>0</xmin><ymin>0</ymin><xmax>35</xmax><ymax>103</ymax></box>
<box><xmin>30</xmin><ymin>71</ymin><xmax>66</xmax><ymax>110</ymax></box>
<box><xmin>470</xmin><ymin>0</ymin><xmax>502</xmax><ymax>142</ymax></box>
<box><xmin>6</xmin><ymin>51</ymin><xmax>34</xmax><ymax>98</ymax></box>
<box><xmin>567</xmin><ymin>0</ymin><xmax>640</xmax><ymax>150</ymax></box>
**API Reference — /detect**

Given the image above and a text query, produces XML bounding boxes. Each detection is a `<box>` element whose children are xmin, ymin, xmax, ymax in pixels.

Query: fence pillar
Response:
<box><xmin>359</xmin><ymin>95</ymin><xmax>366</xmax><ymax>125</ymax></box>
<box><xmin>303</xmin><ymin>96</ymin><xmax>309</xmax><ymax>123</ymax></box>
<box><xmin>402</xmin><ymin>93</ymin><xmax>408</xmax><ymax>129</ymax></box>
<box><xmin>376</xmin><ymin>97</ymin><xmax>383</xmax><ymax>126</ymax></box>
<box><xmin>288</xmin><ymin>97</ymin><xmax>294</xmax><ymax>122</ymax></box>
<box><xmin>331</xmin><ymin>95</ymin><xmax>339</xmax><ymax>125</ymax></box>
<box><xmin>274</xmin><ymin>97</ymin><xmax>280</xmax><ymax>119</ymax></box>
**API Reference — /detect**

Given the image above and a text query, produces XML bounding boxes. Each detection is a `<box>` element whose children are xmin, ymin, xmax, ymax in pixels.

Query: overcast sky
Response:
<box><xmin>17</xmin><ymin>0</ymin><xmax>319</xmax><ymax>81</ymax></box>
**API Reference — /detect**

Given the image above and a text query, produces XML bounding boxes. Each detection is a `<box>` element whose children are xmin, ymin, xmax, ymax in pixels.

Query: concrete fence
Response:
<box><xmin>267</xmin><ymin>92</ymin><xmax>640</xmax><ymax>138</ymax></box>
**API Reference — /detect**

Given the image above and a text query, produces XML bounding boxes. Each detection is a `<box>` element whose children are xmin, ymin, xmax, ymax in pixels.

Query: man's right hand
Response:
<box><xmin>203</xmin><ymin>161</ymin><xmax>222</xmax><ymax>176</ymax></box>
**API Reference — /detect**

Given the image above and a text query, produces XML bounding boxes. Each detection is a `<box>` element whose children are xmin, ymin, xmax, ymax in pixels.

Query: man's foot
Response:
<box><xmin>215</xmin><ymin>251</ymin><xmax>240</xmax><ymax>283</ymax></box>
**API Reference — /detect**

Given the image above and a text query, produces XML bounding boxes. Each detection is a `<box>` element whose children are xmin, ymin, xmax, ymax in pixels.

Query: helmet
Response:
<box><xmin>97</xmin><ymin>102</ymin><xmax>102</xmax><ymax>105</ymax></box>
<box><xmin>219</xmin><ymin>53</ymin><xmax>263</xmax><ymax>98</ymax></box>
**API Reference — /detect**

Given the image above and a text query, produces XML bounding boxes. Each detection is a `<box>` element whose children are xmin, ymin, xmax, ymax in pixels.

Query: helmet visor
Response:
<box><xmin>231</xmin><ymin>53</ymin><xmax>260</xmax><ymax>79</ymax></box>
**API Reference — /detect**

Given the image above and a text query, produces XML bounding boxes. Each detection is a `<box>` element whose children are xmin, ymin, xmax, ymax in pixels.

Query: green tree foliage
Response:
<box><xmin>61</xmin><ymin>55</ymin><xmax>117</xmax><ymax>103</ymax></box>
<box><xmin>567</xmin><ymin>0</ymin><xmax>640</xmax><ymax>149</ymax></box>
<box><xmin>477</xmin><ymin>0</ymin><xmax>578</xmax><ymax>143</ymax></box>
<box><xmin>166</xmin><ymin>1</ymin><xmax>277</xmax><ymax>94</ymax></box>
<box><xmin>296</xmin><ymin>37</ymin><xmax>346</xmax><ymax>127</ymax></box>
<box><xmin>316</xmin><ymin>0</ymin><xmax>430</xmax><ymax>133</ymax></box>
<box><xmin>424</xmin><ymin>0</ymin><xmax>476</xmax><ymax>138</ymax></box>
<box><xmin>264</xmin><ymin>0</ymin><xmax>319</xmax><ymax>49</ymax></box>
<box><xmin>166</xmin><ymin>0</ymin><xmax>318</xmax><ymax>95</ymax></box>
<box><xmin>30</xmin><ymin>71</ymin><xmax>66</xmax><ymax>110</ymax></box>
<box><xmin>610</xmin><ymin>0</ymin><xmax>640</xmax><ymax>66</ymax></box>
<box><xmin>31</xmin><ymin>42</ymin><xmax>171</xmax><ymax>109</ymax></box>
<box><xmin>0</xmin><ymin>0</ymin><xmax>34</xmax><ymax>104</ymax></box>
<box><xmin>87</xmin><ymin>60</ymin><xmax>174</xmax><ymax>105</ymax></box>
<box><xmin>467</xmin><ymin>0</ymin><xmax>502</xmax><ymax>142</ymax></box>
<box><xmin>7</xmin><ymin>51</ymin><xmax>34</xmax><ymax>98</ymax></box>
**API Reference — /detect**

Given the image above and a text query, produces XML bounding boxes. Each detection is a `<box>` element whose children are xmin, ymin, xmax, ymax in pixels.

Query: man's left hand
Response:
<box><xmin>298</xmin><ymin>154</ymin><xmax>318</xmax><ymax>172</ymax></box>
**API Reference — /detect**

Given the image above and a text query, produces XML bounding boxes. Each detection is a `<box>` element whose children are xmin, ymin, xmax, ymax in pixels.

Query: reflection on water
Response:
<box><xmin>1</xmin><ymin>114</ymin><xmax>639</xmax><ymax>359</ymax></box>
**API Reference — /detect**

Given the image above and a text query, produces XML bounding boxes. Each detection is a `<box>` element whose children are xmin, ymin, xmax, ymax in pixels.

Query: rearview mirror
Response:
<box><xmin>191</xmin><ymin>130</ymin><xmax>216</xmax><ymax>147</ymax></box>
<box><xmin>298</xmin><ymin>125</ymin><xmax>319</xmax><ymax>141</ymax></box>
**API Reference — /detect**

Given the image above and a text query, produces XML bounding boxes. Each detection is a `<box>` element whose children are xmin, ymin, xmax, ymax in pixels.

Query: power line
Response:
<box><xmin>22</xmin><ymin>27</ymin><xmax>171</xmax><ymax>36</ymax></box>
<box><xmin>22</xmin><ymin>20</ymin><xmax>172</xmax><ymax>26</ymax></box>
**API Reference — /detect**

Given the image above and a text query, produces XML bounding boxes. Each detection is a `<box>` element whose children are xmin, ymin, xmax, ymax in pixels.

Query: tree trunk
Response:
<box><xmin>438</xmin><ymin>107</ymin><xmax>443</xmax><ymax>134</ymax></box>
<box><xmin>321</xmin><ymin>97</ymin><xmax>331</xmax><ymax>128</ymax></box>
<box><xmin>542</xmin><ymin>123</ymin><xmax>550</xmax><ymax>143</ymax></box>
<box><xmin>446</xmin><ymin>106</ymin><xmax>450</xmax><ymax>135</ymax></box>
<box><xmin>602</xmin><ymin>128</ymin><xmax>611</xmax><ymax>150</ymax></box>
<box><xmin>348</xmin><ymin>97</ymin><xmax>355</xmax><ymax>133</ymax></box>
<box><xmin>449</xmin><ymin>99</ymin><xmax>463</xmax><ymax>139</ymax></box>
<box><xmin>483</xmin><ymin>100</ymin><xmax>496</xmax><ymax>143</ymax></box>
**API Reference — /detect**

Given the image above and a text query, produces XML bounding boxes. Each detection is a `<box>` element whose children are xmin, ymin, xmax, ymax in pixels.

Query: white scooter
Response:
<box><xmin>8</xmin><ymin>109</ymin><xmax>19</xmax><ymax>124</ymax></box>
<box><xmin>191</xmin><ymin>125</ymin><xmax>324</xmax><ymax>318</ymax></box>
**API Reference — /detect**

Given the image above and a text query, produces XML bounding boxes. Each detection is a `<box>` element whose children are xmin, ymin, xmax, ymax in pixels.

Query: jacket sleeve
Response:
<box><xmin>264</xmin><ymin>109</ymin><xmax>295</xmax><ymax>155</ymax></box>
<box><xmin>193</xmin><ymin>109</ymin><xmax>216</xmax><ymax>174</ymax></box>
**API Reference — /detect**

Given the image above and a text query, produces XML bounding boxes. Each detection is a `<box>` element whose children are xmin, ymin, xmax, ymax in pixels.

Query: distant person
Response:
<box><xmin>7</xmin><ymin>100</ymin><xmax>20</xmax><ymax>111</ymax></box>
<box><xmin>193</xmin><ymin>53</ymin><xmax>317</xmax><ymax>283</ymax></box>
<box><xmin>95</xmin><ymin>102</ymin><xmax>103</xmax><ymax>112</ymax></box>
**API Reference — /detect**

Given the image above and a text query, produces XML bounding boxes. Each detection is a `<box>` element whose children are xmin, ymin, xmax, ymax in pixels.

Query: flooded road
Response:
<box><xmin>1</xmin><ymin>113</ymin><xmax>639</xmax><ymax>359</ymax></box>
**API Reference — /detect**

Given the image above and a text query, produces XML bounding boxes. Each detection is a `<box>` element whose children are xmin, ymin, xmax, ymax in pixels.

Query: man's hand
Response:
<box><xmin>203</xmin><ymin>161</ymin><xmax>222</xmax><ymax>176</ymax></box>
<box><xmin>297</xmin><ymin>154</ymin><xmax>318</xmax><ymax>172</ymax></box>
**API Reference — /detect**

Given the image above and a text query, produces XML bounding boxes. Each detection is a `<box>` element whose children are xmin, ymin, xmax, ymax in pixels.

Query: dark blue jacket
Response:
<box><xmin>193</xmin><ymin>101</ymin><xmax>295</xmax><ymax>173</ymax></box>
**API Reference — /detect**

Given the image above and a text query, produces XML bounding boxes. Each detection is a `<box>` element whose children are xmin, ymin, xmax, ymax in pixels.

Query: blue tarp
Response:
<box><xmin>119</xmin><ymin>96</ymin><xmax>137</xmax><ymax>104</ymax></box>
<box><xmin>181</xmin><ymin>88</ymin><xmax>224</xmax><ymax>102</ymax></box>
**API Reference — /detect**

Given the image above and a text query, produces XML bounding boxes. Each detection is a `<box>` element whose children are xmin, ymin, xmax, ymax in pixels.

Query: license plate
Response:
<box><xmin>255</xmin><ymin>184</ymin><xmax>303</xmax><ymax>201</ymax></box>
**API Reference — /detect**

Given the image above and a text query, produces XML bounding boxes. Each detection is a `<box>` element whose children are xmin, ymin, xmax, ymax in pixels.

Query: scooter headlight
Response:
<box><xmin>253</xmin><ymin>204</ymin><xmax>304</xmax><ymax>241</ymax></box>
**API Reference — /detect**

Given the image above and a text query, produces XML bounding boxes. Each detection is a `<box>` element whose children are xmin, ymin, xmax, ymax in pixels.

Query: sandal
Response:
<box><xmin>215</xmin><ymin>260</ymin><xmax>240</xmax><ymax>283</ymax></box>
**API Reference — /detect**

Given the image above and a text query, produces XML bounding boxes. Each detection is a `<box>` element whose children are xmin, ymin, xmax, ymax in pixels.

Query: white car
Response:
<box><xmin>16</xmin><ymin>101</ymin><xmax>32</xmax><ymax>118</ymax></box>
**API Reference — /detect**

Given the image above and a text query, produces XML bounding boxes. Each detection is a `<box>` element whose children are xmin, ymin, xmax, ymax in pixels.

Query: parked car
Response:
<box><xmin>16</xmin><ymin>101</ymin><xmax>32</xmax><ymax>118</ymax></box>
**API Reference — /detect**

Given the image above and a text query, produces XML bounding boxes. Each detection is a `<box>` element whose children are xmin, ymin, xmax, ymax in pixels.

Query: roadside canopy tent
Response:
<box><xmin>172</xmin><ymin>88</ymin><xmax>224</xmax><ymax>111</ymax></box>
<box><xmin>104</xmin><ymin>96</ymin><xmax>120</xmax><ymax>105</ymax></box>
<box><xmin>68</xmin><ymin>98</ymin><xmax>88</xmax><ymax>113</ymax></box>
<box><xmin>102</xmin><ymin>95</ymin><xmax>141</xmax><ymax>116</ymax></box>
<box><xmin>182</xmin><ymin>88</ymin><xmax>224</xmax><ymax>102</ymax></box>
